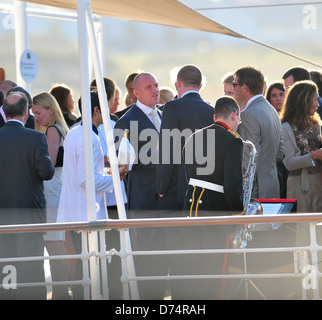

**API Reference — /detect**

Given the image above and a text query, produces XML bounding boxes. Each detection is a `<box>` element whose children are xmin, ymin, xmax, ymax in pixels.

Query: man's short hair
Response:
<box><xmin>177</xmin><ymin>65</ymin><xmax>202</xmax><ymax>88</ymax></box>
<box><xmin>222</xmin><ymin>73</ymin><xmax>234</xmax><ymax>84</ymax></box>
<box><xmin>90</xmin><ymin>77</ymin><xmax>116</xmax><ymax>101</ymax></box>
<box><xmin>78</xmin><ymin>90</ymin><xmax>101</xmax><ymax>116</ymax></box>
<box><xmin>125</xmin><ymin>72</ymin><xmax>139</xmax><ymax>86</ymax></box>
<box><xmin>282</xmin><ymin>67</ymin><xmax>311</xmax><ymax>82</ymax></box>
<box><xmin>234</xmin><ymin>66</ymin><xmax>264</xmax><ymax>95</ymax></box>
<box><xmin>3</xmin><ymin>92</ymin><xmax>28</xmax><ymax>118</ymax></box>
<box><xmin>214</xmin><ymin>96</ymin><xmax>239</xmax><ymax>119</ymax></box>
<box><xmin>7</xmin><ymin>86</ymin><xmax>33</xmax><ymax>109</ymax></box>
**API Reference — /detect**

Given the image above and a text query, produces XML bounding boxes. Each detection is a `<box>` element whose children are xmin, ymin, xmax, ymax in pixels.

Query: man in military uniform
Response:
<box><xmin>184</xmin><ymin>96</ymin><xmax>244</xmax><ymax>215</ymax></box>
<box><xmin>168</xmin><ymin>96</ymin><xmax>244</xmax><ymax>300</ymax></box>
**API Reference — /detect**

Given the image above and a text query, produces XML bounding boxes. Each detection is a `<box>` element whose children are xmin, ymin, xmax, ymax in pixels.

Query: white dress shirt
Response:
<box><xmin>136</xmin><ymin>99</ymin><xmax>161</xmax><ymax>129</ymax></box>
<box><xmin>57</xmin><ymin>124</ymin><xmax>114</xmax><ymax>222</ymax></box>
<box><xmin>98</xmin><ymin>122</ymin><xmax>128</xmax><ymax>208</ymax></box>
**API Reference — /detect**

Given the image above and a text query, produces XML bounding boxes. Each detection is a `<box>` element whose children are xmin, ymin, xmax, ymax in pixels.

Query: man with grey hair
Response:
<box><xmin>4</xmin><ymin>86</ymin><xmax>35</xmax><ymax>128</ymax></box>
<box><xmin>0</xmin><ymin>92</ymin><xmax>54</xmax><ymax>299</ymax></box>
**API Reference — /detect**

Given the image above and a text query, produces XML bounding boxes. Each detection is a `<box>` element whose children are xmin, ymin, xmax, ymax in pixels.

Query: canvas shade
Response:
<box><xmin>24</xmin><ymin>0</ymin><xmax>243</xmax><ymax>38</ymax></box>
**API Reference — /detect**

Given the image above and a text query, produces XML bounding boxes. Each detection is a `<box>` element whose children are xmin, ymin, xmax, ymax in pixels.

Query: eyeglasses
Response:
<box><xmin>236</xmin><ymin>112</ymin><xmax>242</xmax><ymax>125</ymax></box>
<box><xmin>232</xmin><ymin>82</ymin><xmax>241</xmax><ymax>88</ymax></box>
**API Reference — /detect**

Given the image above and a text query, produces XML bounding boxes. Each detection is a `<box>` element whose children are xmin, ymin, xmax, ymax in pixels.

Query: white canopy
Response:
<box><xmin>24</xmin><ymin>0</ymin><xmax>243</xmax><ymax>38</ymax></box>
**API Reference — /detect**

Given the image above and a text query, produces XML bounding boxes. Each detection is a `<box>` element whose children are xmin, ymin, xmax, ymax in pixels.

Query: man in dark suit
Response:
<box><xmin>155</xmin><ymin>64</ymin><xmax>215</xmax><ymax>214</ymax></box>
<box><xmin>114</xmin><ymin>72</ymin><xmax>167</xmax><ymax>299</ymax></box>
<box><xmin>0</xmin><ymin>92</ymin><xmax>55</xmax><ymax>299</ymax></box>
<box><xmin>170</xmin><ymin>97</ymin><xmax>244</xmax><ymax>299</ymax></box>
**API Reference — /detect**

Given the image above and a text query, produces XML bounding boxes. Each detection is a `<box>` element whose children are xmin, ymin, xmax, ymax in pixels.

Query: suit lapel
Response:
<box><xmin>132</xmin><ymin>105</ymin><xmax>159</xmax><ymax>132</ymax></box>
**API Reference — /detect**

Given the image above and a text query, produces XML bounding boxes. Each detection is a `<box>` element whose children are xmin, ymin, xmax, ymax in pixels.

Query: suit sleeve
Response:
<box><xmin>282</xmin><ymin>122</ymin><xmax>313</xmax><ymax>171</ymax></box>
<box><xmin>224</xmin><ymin>138</ymin><xmax>244</xmax><ymax>212</ymax></box>
<box><xmin>35</xmin><ymin>133</ymin><xmax>55</xmax><ymax>181</ymax></box>
<box><xmin>76</xmin><ymin>133</ymin><xmax>114</xmax><ymax>192</ymax></box>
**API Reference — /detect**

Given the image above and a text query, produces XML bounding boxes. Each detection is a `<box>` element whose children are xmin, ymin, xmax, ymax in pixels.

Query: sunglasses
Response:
<box><xmin>232</xmin><ymin>82</ymin><xmax>241</xmax><ymax>88</ymax></box>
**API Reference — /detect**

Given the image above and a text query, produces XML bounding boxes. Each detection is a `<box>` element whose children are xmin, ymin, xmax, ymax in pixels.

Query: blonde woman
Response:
<box><xmin>32</xmin><ymin>92</ymin><xmax>70</xmax><ymax>299</ymax></box>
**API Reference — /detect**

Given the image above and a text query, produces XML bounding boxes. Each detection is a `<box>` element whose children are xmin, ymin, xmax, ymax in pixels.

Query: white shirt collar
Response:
<box><xmin>136</xmin><ymin>99</ymin><xmax>155</xmax><ymax>115</ymax></box>
<box><xmin>181</xmin><ymin>90</ymin><xmax>199</xmax><ymax>98</ymax></box>
<box><xmin>241</xmin><ymin>94</ymin><xmax>262</xmax><ymax>113</ymax></box>
<box><xmin>7</xmin><ymin>119</ymin><xmax>25</xmax><ymax>126</ymax></box>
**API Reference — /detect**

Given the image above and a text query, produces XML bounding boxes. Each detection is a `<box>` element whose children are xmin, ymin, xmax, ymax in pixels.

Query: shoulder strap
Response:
<box><xmin>46</xmin><ymin>124</ymin><xmax>65</xmax><ymax>139</ymax></box>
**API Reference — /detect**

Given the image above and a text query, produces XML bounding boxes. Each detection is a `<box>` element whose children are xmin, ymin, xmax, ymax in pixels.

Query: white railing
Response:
<box><xmin>0</xmin><ymin>213</ymin><xmax>322</xmax><ymax>300</ymax></box>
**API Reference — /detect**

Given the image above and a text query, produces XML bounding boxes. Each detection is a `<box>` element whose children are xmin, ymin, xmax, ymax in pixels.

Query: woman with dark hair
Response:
<box><xmin>266</xmin><ymin>81</ymin><xmax>285</xmax><ymax>115</ymax></box>
<box><xmin>50</xmin><ymin>84</ymin><xmax>77</xmax><ymax>127</ymax></box>
<box><xmin>281</xmin><ymin>80</ymin><xmax>322</xmax><ymax>214</ymax></box>
<box><xmin>266</xmin><ymin>81</ymin><xmax>288</xmax><ymax>197</ymax></box>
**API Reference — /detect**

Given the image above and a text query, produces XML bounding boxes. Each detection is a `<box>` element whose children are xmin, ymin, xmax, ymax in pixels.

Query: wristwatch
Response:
<box><xmin>310</xmin><ymin>152</ymin><xmax>316</xmax><ymax>167</ymax></box>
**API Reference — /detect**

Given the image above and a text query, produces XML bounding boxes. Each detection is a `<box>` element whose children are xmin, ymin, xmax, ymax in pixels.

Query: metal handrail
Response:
<box><xmin>1</xmin><ymin>213</ymin><xmax>322</xmax><ymax>300</ymax></box>
<box><xmin>0</xmin><ymin>212</ymin><xmax>322</xmax><ymax>234</ymax></box>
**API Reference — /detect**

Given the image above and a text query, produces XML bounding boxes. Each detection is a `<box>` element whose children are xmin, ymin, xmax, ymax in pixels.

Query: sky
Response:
<box><xmin>0</xmin><ymin>0</ymin><xmax>321</xmax><ymax>104</ymax></box>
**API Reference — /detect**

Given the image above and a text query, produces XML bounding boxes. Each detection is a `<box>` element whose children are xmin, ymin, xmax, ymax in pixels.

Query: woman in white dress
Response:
<box><xmin>32</xmin><ymin>92</ymin><xmax>70</xmax><ymax>299</ymax></box>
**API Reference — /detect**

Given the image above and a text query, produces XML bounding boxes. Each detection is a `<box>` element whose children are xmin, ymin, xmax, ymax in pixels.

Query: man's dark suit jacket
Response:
<box><xmin>0</xmin><ymin>120</ymin><xmax>54</xmax><ymax>299</ymax></box>
<box><xmin>155</xmin><ymin>92</ymin><xmax>215</xmax><ymax>210</ymax></box>
<box><xmin>0</xmin><ymin>121</ymin><xmax>54</xmax><ymax>224</ymax></box>
<box><xmin>114</xmin><ymin>104</ymin><xmax>161</xmax><ymax>211</ymax></box>
<box><xmin>115</xmin><ymin>103</ymin><xmax>134</xmax><ymax>119</ymax></box>
<box><xmin>114</xmin><ymin>105</ymin><xmax>166</xmax><ymax>299</ymax></box>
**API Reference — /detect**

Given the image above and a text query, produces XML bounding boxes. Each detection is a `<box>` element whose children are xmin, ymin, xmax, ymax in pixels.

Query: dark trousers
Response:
<box><xmin>157</xmin><ymin>193</ymin><xmax>231</xmax><ymax>299</ymax></box>
<box><xmin>128</xmin><ymin>209</ymin><xmax>168</xmax><ymax>300</ymax></box>
<box><xmin>165</xmin><ymin>225</ymin><xmax>230</xmax><ymax>300</ymax></box>
<box><xmin>0</xmin><ymin>232</ymin><xmax>46</xmax><ymax>300</ymax></box>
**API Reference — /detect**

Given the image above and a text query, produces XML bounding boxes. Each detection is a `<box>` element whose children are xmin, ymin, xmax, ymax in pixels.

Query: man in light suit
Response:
<box><xmin>114</xmin><ymin>72</ymin><xmax>167</xmax><ymax>299</ymax></box>
<box><xmin>233</xmin><ymin>66</ymin><xmax>283</xmax><ymax>198</ymax></box>
<box><xmin>155</xmin><ymin>64</ymin><xmax>215</xmax><ymax>213</ymax></box>
<box><xmin>0</xmin><ymin>92</ymin><xmax>55</xmax><ymax>299</ymax></box>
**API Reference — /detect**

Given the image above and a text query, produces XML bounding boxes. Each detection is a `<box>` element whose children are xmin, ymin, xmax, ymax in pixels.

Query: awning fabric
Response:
<box><xmin>24</xmin><ymin>0</ymin><xmax>243</xmax><ymax>38</ymax></box>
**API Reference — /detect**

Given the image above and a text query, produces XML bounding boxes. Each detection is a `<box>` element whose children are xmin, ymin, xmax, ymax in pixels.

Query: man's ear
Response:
<box><xmin>231</xmin><ymin>111</ymin><xmax>238</xmax><ymax>122</ymax></box>
<box><xmin>93</xmin><ymin>106</ymin><xmax>100</xmax><ymax>114</ymax></box>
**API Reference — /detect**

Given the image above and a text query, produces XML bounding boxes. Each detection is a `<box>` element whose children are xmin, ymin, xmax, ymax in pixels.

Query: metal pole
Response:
<box><xmin>94</xmin><ymin>15</ymin><xmax>105</xmax><ymax>74</ymax></box>
<box><xmin>85</xmin><ymin>1</ymin><xmax>139</xmax><ymax>299</ymax></box>
<box><xmin>76</xmin><ymin>0</ymin><xmax>101</xmax><ymax>300</ymax></box>
<box><xmin>14</xmin><ymin>0</ymin><xmax>29</xmax><ymax>91</ymax></box>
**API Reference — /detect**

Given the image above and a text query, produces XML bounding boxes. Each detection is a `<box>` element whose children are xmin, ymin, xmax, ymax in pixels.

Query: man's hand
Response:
<box><xmin>118</xmin><ymin>164</ymin><xmax>129</xmax><ymax>180</ymax></box>
<box><xmin>108</xmin><ymin>164</ymin><xmax>129</xmax><ymax>180</ymax></box>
